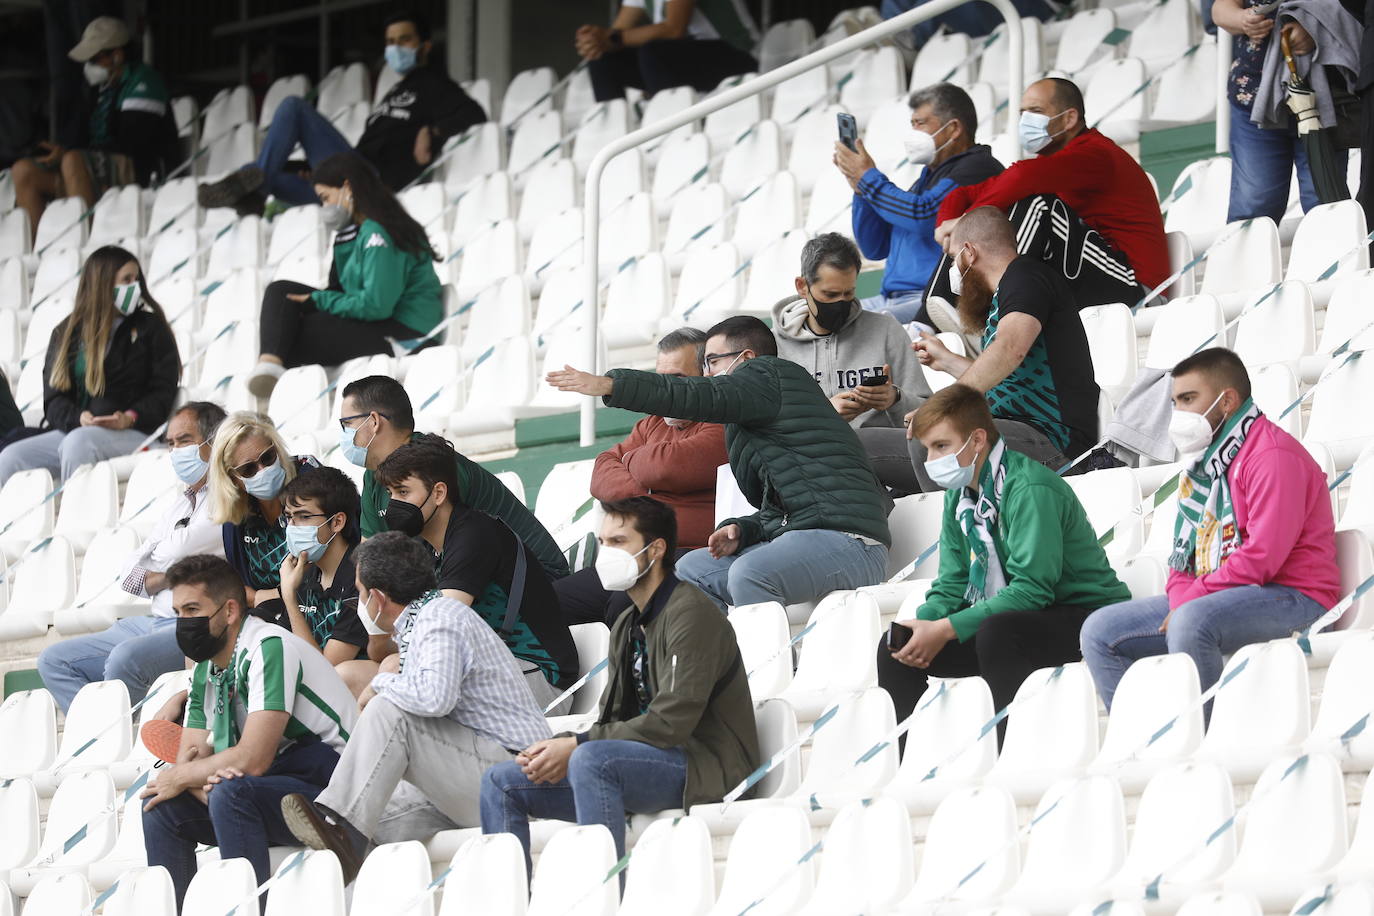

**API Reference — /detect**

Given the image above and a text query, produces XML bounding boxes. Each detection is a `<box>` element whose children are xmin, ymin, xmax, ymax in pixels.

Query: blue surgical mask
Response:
<box><xmin>338</xmin><ymin>418</ymin><xmax>375</xmax><ymax>467</ymax></box>
<box><xmin>385</xmin><ymin>44</ymin><xmax>418</xmax><ymax>75</ymax></box>
<box><xmin>170</xmin><ymin>441</ymin><xmax>209</xmax><ymax>485</ymax></box>
<box><xmin>1018</xmin><ymin>110</ymin><xmax>1065</xmax><ymax>155</ymax></box>
<box><xmin>285</xmin><ymin>516</ymin><xmax>337</xmax><ymax>564</ymax></box>
<box><xmin>243</xmin><ymin>460</ymin><xmax>287</xmax><ymax>501</ymax></box>
<box><xmin>923</xmin><ymin>434</ymin><xmax>978</xmax><ymax>490</ymax></box>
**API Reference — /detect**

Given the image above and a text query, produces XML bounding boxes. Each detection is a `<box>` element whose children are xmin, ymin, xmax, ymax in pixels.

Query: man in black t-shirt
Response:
<box><xmin>376</xmin><ymin>435</ymin><xmax>579</xmax><ymax>714</ymax></box>
<box><xmin>873</xmin><ymin>206</ymin><xmax>1100</xmax><ymax>493</ymax></box>
<box><xmin>198</xmin><ymin>11</ymin><xmax>486</xmax><ymax>214</ymax></box>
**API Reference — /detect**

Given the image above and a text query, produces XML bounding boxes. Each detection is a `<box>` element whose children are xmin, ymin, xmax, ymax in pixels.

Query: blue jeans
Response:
<box><xmin>675</xmin><ymin>529</ymin><xmax>889</xmax><ymax>611</ymax></box>
<box><xmin>143</xmin><ymin>738</ymin><xmax>340</xmax><ymax>910</ymax></box>
<box><xmin>0</xmin><ymin>426</ymin><xmax>149</xmax><ymax>485</ymax></box>
<box><xmin>250</xmin><ymin>96</ymin><xmax>354</xmax><ymax>205</ymax></box>
<box><xmin>36</xmin><ymin>615</ymin><xmax>184</xmax><ymax>712</ymax></box>
<box><xmin>1080</xmin><ymin>583</ymin><xmax>1326</xmax><ymax>711</ymax></box>
<box><xmin>860</xmin><ymin>291</ymin><xmax>925</xmax><ymax>326</ymax></box>
<box><xmin>1226</xmin><ymin>102</ymin><xmax>1346</xmax><ymax>222</ymax></box>
<box><xmin>881</xmin><ymin>0</ymin><xmax>1053</xmax><ymax>43</ymax></box>
<box><xmin>480</xmin><ymin>739</ymin><xmax>688</xmax><ymax>876</ymax></box>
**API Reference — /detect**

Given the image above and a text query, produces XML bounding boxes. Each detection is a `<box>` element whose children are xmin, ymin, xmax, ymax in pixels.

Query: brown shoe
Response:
<box><xmin>197</xmin><ymin>165</ymin><xmax>265</xmax><ymax>210</ymax></box>
<box><xmin>280</xmin><ymin>793</ymin><xmax>368</xmax><ymax>884</ymax></box>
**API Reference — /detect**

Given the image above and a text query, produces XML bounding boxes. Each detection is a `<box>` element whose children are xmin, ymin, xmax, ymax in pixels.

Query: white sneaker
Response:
<box><xmin>246</xmin><ymin>361</ymin><xmax>285</xmax><ymax>398</ymax></box>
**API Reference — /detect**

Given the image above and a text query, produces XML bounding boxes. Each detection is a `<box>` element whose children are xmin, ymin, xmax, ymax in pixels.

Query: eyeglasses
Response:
<box><xmin>702</xmin><ymin>349</ymin><xmax>746</xmax><ymax>374</ymax></box>
<box><xmin>231</xmin><ymin>445</ymin><xmax>278</xmax><ymax>479</ymax></box>
<box><xmin>283</xmin><ymin>510</ymin><xmax>329</xmax><ymax>525</ymax></box>
<box><xmin>338</xmin><ymin>411</ymin><xmax>387</xmax><ymax>432</ymax></box>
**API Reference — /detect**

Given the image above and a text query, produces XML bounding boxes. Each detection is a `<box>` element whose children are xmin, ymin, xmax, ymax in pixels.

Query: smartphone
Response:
<box><xmin>864</xmin><ymin>373</ymin><xmax>890</xmax><ymax>387</ymax></box>
<box><xmin>887</xmin><ymin>621</ymin><xmax>914</xmax><ymax>649</ymax></box>
<box><xmin>837</xmin><ymin>112</ymin><xmax>858</xmax><ymax>152</ymax></box>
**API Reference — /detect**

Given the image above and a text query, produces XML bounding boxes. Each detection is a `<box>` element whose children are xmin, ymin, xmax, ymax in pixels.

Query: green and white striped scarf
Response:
<box><xmin>958</xmin><ymin>438</ymin><xmax>1008</xmax><ymax>604</ymax></box>
<box><xmin>1169</xmin><ymin>398</ymin><xmax>1261</xmax><ymax>577</ymax></box>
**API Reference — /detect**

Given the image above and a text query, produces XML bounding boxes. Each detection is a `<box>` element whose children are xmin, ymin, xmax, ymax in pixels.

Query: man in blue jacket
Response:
<box><xmin>834</xmin><ymin>83</ymin><xmax>1004</xmax><ymax>326</ymax></box>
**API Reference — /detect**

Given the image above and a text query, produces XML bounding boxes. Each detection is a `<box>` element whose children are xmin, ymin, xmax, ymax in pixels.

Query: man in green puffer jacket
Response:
<box><xmin>547</xmin><ymin>316</ymin><xmax>892</xmax><ymax>611</ymax></box>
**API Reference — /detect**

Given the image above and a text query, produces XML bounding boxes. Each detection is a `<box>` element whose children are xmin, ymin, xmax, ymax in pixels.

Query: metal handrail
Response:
<box><xmin>578</xmin><ymin>0</ymin><xmax>1026</xmax><ymax>444</ymax></box>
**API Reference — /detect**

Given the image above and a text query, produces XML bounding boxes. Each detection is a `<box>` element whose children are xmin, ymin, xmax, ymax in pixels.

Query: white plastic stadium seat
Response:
<box><xmin>527</xmin><ymin>825</ymin><xmax>617</xmax><ymax>916</ymax></box>
<box><xmin>770</xmin><ymin>69</ymin><xmax>830</xmax><ymax>133</ymax></box>
<box><xmin>1090</xmin><ymin>653</ymin><xmax>1204</xmax><ymax>792</ymax></box>
<box><xmin>544</xmin><ymin>623</ymin><xmax>610</xmax><ymax>733</ymax></box>
<box><xmin>662</xmin><ymin>182</ymin><xmax>729</xmax><ymax>272</ymax></box>
<box><xmin>455</xmin><ymin>219</ymin><xmax>521</xmax><ymax>301</ymax></box>
<box><xmin>729</xmin><ymin>602</ymin><xmax>792</xmax><ymax>701</ymax></box>
<box><xmin>1221</xmin><ymin>753</ymin><xmax>1348</xmax><ymax>910</ymax></box>
<box><xmin>53</xmin><ymin>526</ymin><xmax>145</xmax><ymax>635</ymax></box>
<box><xmin>101</xmin><ymin>866</ymin><xmax>177</xmax><ymax>916</ymax></box>
<box><xmin>985</xmin><ymin>663</ymin><xmax>1101</xmax><ymax>804</ymax></box>
<box><xmin>1304</xmin><ymin>631</ymin><xmax>1374</xmax><ymax>771</ymax></box>
<box><xmin>1065</xmin><ymin>466</ymin><xmax>1144</xmax><ymax>560</ymax></box>
<box><xmin>181</xmin><ymin>857</ymin><xmax>259</xmax><ymax>916</ymax></box>
<box><xmin>1287</xmin><ymin>884</ymin><xmax>1374</xmax><ymax>916</ymax></box>
<box><xmin>778</xmin><ymin>591</ymin><xmax>881</xmax><ymax>721</ymax></box>
<box><xmin>32</xmin><ymin>678</ymin><xmax>131</xmax><ymax>794</ymax></box>
<box><xmin>257</xmin><ymin>74</ymin><xmax>310</xmax><ymax>131</ymax></box>
<box><xmin>437</xmin><ymin>834</ymin><xmax>526</xmax><ymax>916</ymax></box>
<box><xmin>1143</xmin><ymin>294</ymin><xmax>1226</xmax><ymax>370</ymax></box>
<box><xmin>662</xmin><ymin>242</ymin><xmax>743</xmax><ymax>330</ymax></box>
<box><xmin>898</xmin><ymin>785</ymin><xmax>1021</xmax><ymax>910</ymax></box>
<box><xmin>0</xmin><ymin>692</ymin><xmax>56</xmax><ymax>780</ymax></box>
<box><xmin>798</xmin><ymin>797</ymin><xmax>912</xmax><ymax>916</ymax></box>
<box><xmin>10</xmin><ymin>770</ymin><xmax>117</xmax><ymax>893</ymax></box>
<box><xmin>884</xmin><ymin>675</ymin><xmax>998</xmax><ymax>813</ymax></box>
<box><xmin>1086</xmin><ymin>58</ymin><xmax>1148</xmax><ymax>146</ymax></box>
<box><xmin>650</xmin><ymin>131</ymin><xmax>711</xmax><ymax>211</ymax></box>
<box><xmin>500</xmin><ymin>67</ymin><xmax>556</xmax><ymax>128</ymax></box>
<box><xmin>1176</xmin><ymin>894</ymin><xmax>1263</xmax><ymax>916</ymax></box>
<box><xmin>1305</xmin><ymin>346</ymin><xmax>1374</xmax><ymax>467</ymax></box>
<box><xmin>0</xmin><ymin>778</ymin><xmax>39</xmax><ymax>870</ymax></box>
<box><xmin>1055</xmin><ymin>8</ymin><xmax>1118</xmax><ymax>76</ymax></box>
<box><xmin>201</xmin><ymin>85</ymin><xmax>254</xmax><ymax>145</ymax></box>
<box><xmin>203</xmin><ymin>123</ymin><xmax>257</xmax><ymax>178</ymax></box>
<box><xmin>1285</xmin><ymin>200</ymin><xmax>1370</xmax><ymax>299</ymax></box>
<box><xmin>708</xmin><ymin>807</ymin><xmax>814</xmax><ymax>916</ymax></box>
<box><xmin>89</xmin><ymin>185</ymin><xmax>145</xmax><ymax>247</ymax></box>
<box><xmin>23</xmin><ymin>873</ymin><xmax>91</xmax><ymax>914</ymax></box>
<box><xmin>0</xmin><ymin>535</ymin><xmax>75</xmax><ymax>641</ymax></box>
<box><xmin>53</xmin><ymin>460</ymin><xmax>119</xmax><ymax>554</ymax></box>
<box><xmin>1199</xmin><ymin>218</ymin><xmax>1281</xmax><ymax>301</ymax></box>
<box><xmin>1197</xmin><ymin>639</ymin><xmax>1311</xmax><ymax>783</ymax></box>
<box><xmin>442</xmin><ymin>123</ymin><xmax>504</xmax><ymax>194</ymax></box>
<box><xmin>838</xmin><ymin>47</ymin><xmax>904</xmax><ymax>128</ymax></box>
<box><xmin>1080</xmin><ymin>304</ymin><xmax>1139</xmax><ymax>404</ymax></box>
<box><xmin>507</xmin><ymin>109</ymin><xmax>564</xmax><ymax>183</ymax></box>
<box><xmin>33</xmin><ymin>196</ymin><xmax>88</xmax><ymax>255</ymax></box>
<box><xmin>517</xmin><ymin>159</ymin><xmax>576</xmax><ymax>244</ymax></box>
<box><xmin>912</xmin><ymin>31</ymin><xmax>973</xmax><ymax>90</ymax></box>
<box><xmin>620</xmin><ymin>816</ymin><xmax>714</xmax><ymax>916</ymax></box>
<box><xmin>263</xmin><ymin>850</ymin><xmax>344</xmax><ymax>916</ymax></box>
<box><xmin>1231</xmin><ymin>281</ymin><xmax>1316</xmax><ymax>369</ymax></box>
<box><xmin>720</xmin><ymin>119</ymin><xmax>783</xmax><ymax>199</ymax></box>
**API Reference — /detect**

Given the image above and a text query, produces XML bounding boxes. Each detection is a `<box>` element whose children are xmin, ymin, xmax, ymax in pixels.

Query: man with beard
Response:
<box><xmin>865</xmin><ymin>206</ymin><xmax>1100</xmax><ymax>493</ymax></box>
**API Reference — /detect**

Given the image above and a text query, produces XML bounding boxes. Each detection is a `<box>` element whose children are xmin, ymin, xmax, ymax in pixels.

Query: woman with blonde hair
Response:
<box><xmin>207</xmin><ymin>412</ymin><xmax>319</xmax><ymax>605</ymax></box>
<box><xmin>0</xmin><ymin>244</ymin><xmax>179</xmax><ymax>484</ymax></box>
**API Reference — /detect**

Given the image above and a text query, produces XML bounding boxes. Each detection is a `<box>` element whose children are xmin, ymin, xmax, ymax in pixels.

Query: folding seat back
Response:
<box><xmin>620</xmin><ymin>816</ymin><xmax>714</xmax><ymax>915</ymax></box>
<box><xmin>264</xmin><ymin>850</ymin><xmax>344</xmax><ymax>916</ymax></box>
<box><xmin>903</xmin><ymin>785</ymin><xmax>1020</xmax><ymax>907</ymax></box>
<box><xmin>527</xmin><ymin>825</ymin><xmax>617</xmax><ymax>916</ymax></box>
<box><xmin>708</xmin><ymin>807</ymin><xmax>814</xmax><ymax>916</ymax></box>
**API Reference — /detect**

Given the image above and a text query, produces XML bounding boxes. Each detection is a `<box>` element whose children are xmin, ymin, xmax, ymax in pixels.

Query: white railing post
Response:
<box><xmin>1215</xmin><ymin>31</ymin><xmax>1232</xmax><ymax>154</ymax></box>
<box><xmin>579</xmin><ymin>0</ymin><xmax>1025</xmax><ymax>445</ymax></box>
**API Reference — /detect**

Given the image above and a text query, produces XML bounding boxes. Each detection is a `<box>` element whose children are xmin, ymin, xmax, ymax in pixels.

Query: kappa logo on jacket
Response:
<box><xmin>365</xmin><ymin>233</ymin><xmax>388</xmax><ymax>249</ymax></box>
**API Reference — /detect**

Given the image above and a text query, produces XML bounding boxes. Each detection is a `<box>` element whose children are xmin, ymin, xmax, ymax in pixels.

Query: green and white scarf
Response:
<box><xmin>958</xmin><ymin>438</ymin><xmax>1009</xmax><ymax>604</ymax></box>
<box><xmin>1169</xmin><ymin>398</ymin><xmax>1261</xmax><ymax>577</ymax></box>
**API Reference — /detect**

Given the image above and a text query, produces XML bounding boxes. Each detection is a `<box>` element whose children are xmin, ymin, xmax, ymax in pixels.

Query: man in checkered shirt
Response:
<box><xmin>280</xmin><ymin>531</ymin><xmax>550</xmax><ymax>883</ymax></box>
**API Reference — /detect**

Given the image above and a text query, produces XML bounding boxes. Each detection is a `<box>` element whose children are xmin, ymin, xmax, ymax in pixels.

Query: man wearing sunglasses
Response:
<box><xmin>548</xmin><ymin>315</ymin><xmax>893</xmax><ymax>612</ymax></box>
<box><xmin>37</xmin><ymin>402</ymin><xmax>228</xmax><ymax>713</ymax></box>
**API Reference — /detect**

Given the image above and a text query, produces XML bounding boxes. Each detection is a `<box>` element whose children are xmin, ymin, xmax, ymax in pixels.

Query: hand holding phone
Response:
<box><xmin>887</xmin><ymin>621</ymin><xmax>914</xmax><ymax>650</ymax></box>
<box><xmin>837</xmin><ymin>113</ymin><xmax>858</xmax><ymax>152</ymax></box>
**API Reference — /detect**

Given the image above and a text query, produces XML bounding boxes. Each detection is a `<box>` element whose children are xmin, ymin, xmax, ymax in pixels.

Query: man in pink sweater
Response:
<box><xmin>1081</xmin><ymin>347</ymin><xmax>1340</xmax><ymax>711</ymax></box>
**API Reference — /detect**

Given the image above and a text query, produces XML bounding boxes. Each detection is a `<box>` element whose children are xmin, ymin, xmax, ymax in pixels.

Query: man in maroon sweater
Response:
<box><xmin>553</xmin><ymin>327</ymin><xmax>728</xmax><ymax>625</ymax></box>
<box><xmin>927</xmin><ymin>78</ymin><xmax>1168</xmax><ymax>318</ymax></box>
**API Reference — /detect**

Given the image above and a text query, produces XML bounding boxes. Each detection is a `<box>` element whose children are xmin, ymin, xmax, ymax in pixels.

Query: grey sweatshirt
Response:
<box><xmin>771</xmin><ymin>296</ymin><xmax>931</xmax><ymax>429</ymax></box>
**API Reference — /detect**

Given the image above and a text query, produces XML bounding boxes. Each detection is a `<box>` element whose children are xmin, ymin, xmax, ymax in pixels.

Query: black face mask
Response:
<box><xmin>806</xmin><ymin>284</ymin><xmax>854</xmax><ymax>333</ymax></box>
<box><xmin>384</xmin><ymin>492</ymin><xmax>430</xmax><ymax>537</ymax></box>
<box><xmin>176</xmin><ymin>603</ymin><xmax>229</xmax><ymax>663</ymax></box>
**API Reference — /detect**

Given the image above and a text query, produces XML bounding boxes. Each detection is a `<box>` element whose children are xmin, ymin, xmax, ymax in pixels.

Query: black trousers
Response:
<box><xmin>588</xmin><ymin>38</ymin><xmax>758</xmax><ymax>102</ymax></box>
<box><xmin>876</xmin><ymin>603</ymin><xmax>1095</xmax><ymax>746</ymax></box>
<box><xmin>920</xmin><ymin>193</ymin><xmax>1144</xmax><ymax>325</ymax></box>
<box><xmin>259</xmin><ymin>280</ymin><xmax>420</xmax><ymax>369</ymax></box>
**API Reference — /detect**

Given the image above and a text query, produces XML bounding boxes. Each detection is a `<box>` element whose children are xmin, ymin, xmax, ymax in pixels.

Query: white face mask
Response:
<box><xmin>356</xmin><ymin>592</ymin><xmax>388</xmax><ymax>636</ymax></box>
<box><xmin>947</xmin><ymin>247</ymin><xmax>969</xmax><ymax>297</ymax></box>
<box><xmin>84</xmin><ymin>62</ymin><xmax>111</xmax><ymax>86</ymax></box>
<box><xmin>903</xmin><ymin>121</ymin><xmax>952</xmax><ymax>166</ymax></box>
<box><xmin>1168</xmin><ymin>392</ymin><xmax>1225</xmax><ymax>462</ymax></box>
<box><xmin>923</xmin><ymin>434</ymin><xmax>978</xmax><ymax>490</ymax></box>
<box><xmin>595</xmin><ymin>543</ymin><xmax>652</xmax><ymax>592</ymax></box>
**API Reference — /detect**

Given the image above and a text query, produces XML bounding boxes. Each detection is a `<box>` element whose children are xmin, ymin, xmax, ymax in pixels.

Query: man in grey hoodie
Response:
<box><xmin>772</xmin><ymin>233</ymin><xmax>930</xmax><ymax>431</ymax></box>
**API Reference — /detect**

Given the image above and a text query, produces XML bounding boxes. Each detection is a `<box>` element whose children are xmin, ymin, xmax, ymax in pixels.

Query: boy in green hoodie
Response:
<box><xmin>878</xmin><ymin>383</ymin><xmax>1128</xmax><ymax>738</ymax></box>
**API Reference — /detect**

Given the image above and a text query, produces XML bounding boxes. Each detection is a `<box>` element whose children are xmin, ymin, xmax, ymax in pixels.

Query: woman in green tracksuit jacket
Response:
<box><xmin>247</xmin><ymin>152</ymin><xmax>442</xmax><ymax>398</ymax></box>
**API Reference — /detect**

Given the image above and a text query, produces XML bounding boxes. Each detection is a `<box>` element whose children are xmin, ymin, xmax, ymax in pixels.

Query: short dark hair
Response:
<box><xmin>384</xmin><ymin>10</ymin><xmax>431</xmax><ymax>40</ymax></box>
<box><xmin>376</xmin><ymin>432</ymin><xmax>460</xmax><ymax>498</ymax></box>
<box><xmin>355</xmin><ymin>531</ymin><xmax>437</xmax><ymax>605</ymax></box>
<box><xmin>910</xmin><ymin>383</ymin><xmax>1000</xmax><ymax>444</ymax></box>
<box><xmin>1171</xmin><ymin>347</ymin><xmax>1252</xmax><ymax>401</ymax></box>
<box><xmin>658</xmin><ymin>327</ymin><xmax>707</xmax><ymax>367</ymax></box>
<box><xmin>799</xmin><ymin>232</ymin><xmax>862</xmax><ymax>286</ymax></box>
<box><xmin>283</xmin><ymin>467</ymin><xmax>362</xmax><ymax>546</ymax></box>
<box><xmin>1046</xmin><ymin>77</ymin><xmax>1086</xmax><ymax>123</ymax></box>
<box><xmin>177</xmin><ymin>401</ymin><xmax>228</xmax><ymax>444</ymax></box>
<box><xmin>909</xmin><ymin>82</ymin><xmax>979</xmax><ymax>140</ymax></box>
<box><xmin>342</xmin><ymin>375</ymin><xmax>415</xmax><ymax>432</ymax></box>
<box><xmin>166</xmin><ymin>554</ymin><xmax>248</xmax><ymax>612</ymax></box>
<box><xmin>705</xmin><ymin>316</ymin><xmax>778</xmax><ymax>358</ymax></box>
<box><xmin>600</xmin><ymin>497</ymin><xmax>679</xmax><ymax>573</ymax></box>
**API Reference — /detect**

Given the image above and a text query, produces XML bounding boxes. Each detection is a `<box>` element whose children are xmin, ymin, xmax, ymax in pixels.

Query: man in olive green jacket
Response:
<box><xmin>547</xmin><ymin>316</ymin><xmax>892</xmax><ymax>611</ymax></box>
<box><xmin>480</xmin><ymin>497</ymin><xmax>759</xmax><ymax>874</ymax></box>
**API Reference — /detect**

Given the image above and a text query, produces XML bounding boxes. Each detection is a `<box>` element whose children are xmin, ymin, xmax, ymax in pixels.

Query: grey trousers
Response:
<box><xmin>525</xmin><ymin>668</ymin><xmax>573</xmax><ymax>718</ymax></box>
<box><xmin>859</xmin><ymin>419</ymin><xmax>1068</xmax><ymax>494</ymax></box>
<box><xmin>0</xmin><ymin>426</ymin><xmax>147</xmax><ymax>484</ymax></box>
<box><xmin>315</xmin><ymin>695</ymin><xmax>516</xmax><ymax>843</ymax></box>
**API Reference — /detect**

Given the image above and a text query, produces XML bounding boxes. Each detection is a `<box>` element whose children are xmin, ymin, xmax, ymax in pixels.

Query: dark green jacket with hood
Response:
<box><xmin>604</xmin><ymin>355</ymin><xmax>891</xmax><ymax>549</ymax></box>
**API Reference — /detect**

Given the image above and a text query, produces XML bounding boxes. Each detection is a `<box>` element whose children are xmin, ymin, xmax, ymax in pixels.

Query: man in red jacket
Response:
<box><xmin>553</xmin><ymin>327</ymin><xmax>728</xmax><ymax>625</ymax></box>
<box><xmin>926</xmin><ymin>78</ymin><xmax>1168</xmax><ymax>321</ymax></box>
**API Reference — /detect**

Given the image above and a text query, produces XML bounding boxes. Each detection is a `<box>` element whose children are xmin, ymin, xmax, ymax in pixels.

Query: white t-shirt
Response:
<box><xmin>186</xmin><ymin>616</ymin><xmax>357</xmax><ymax>756</ymax></box>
